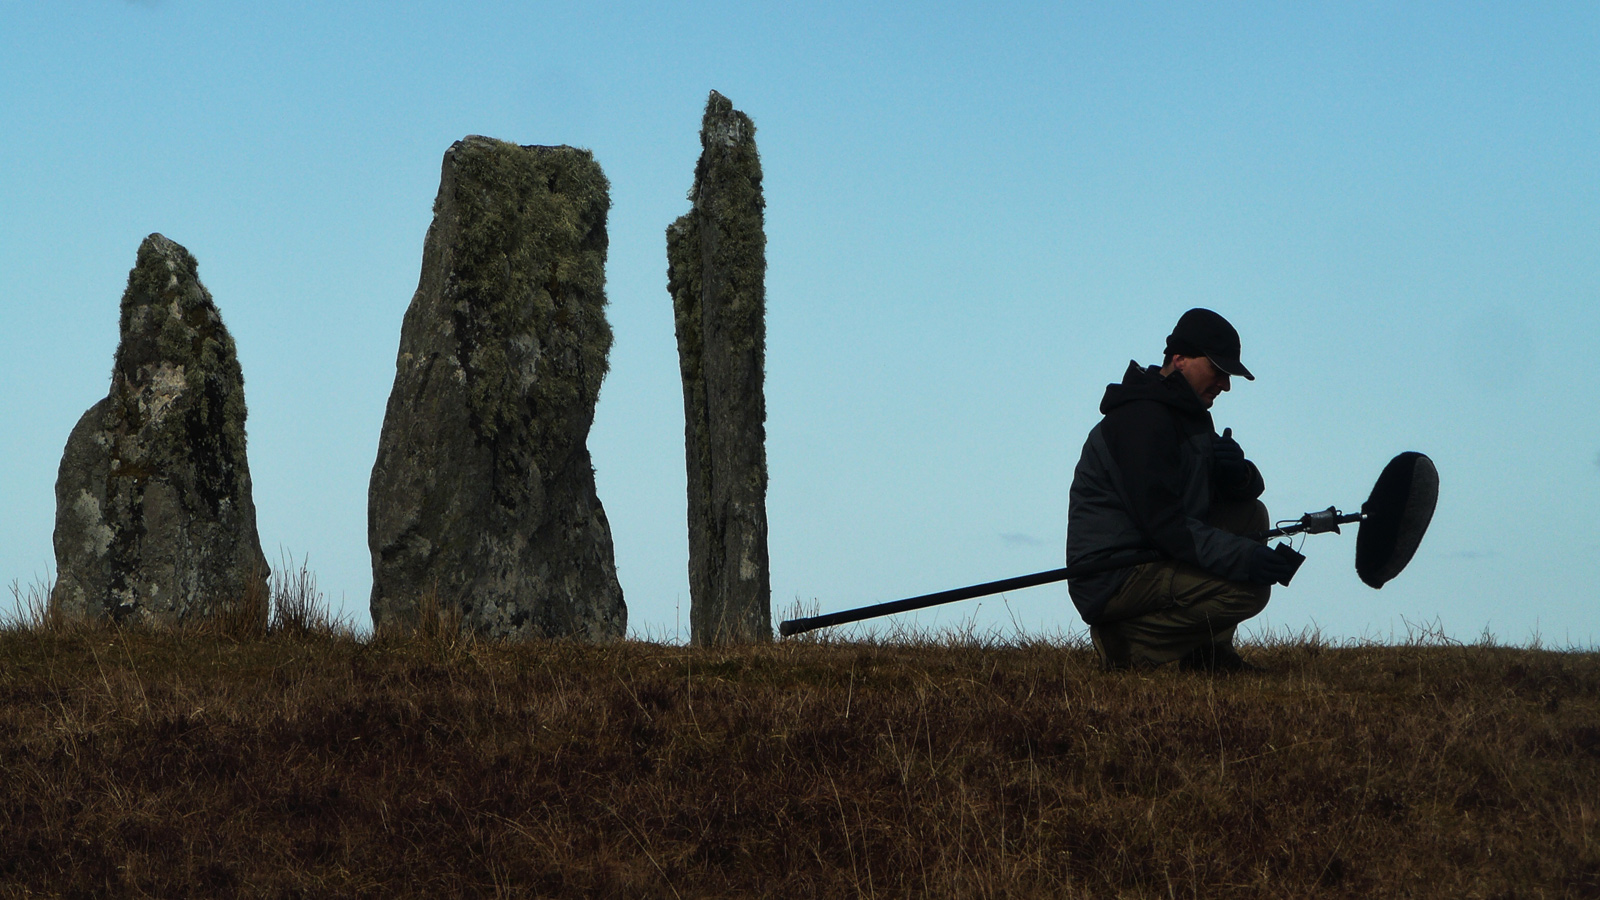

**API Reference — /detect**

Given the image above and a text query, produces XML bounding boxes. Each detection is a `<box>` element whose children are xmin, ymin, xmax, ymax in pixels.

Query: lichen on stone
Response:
<box><xmin>447</xmin><ymin>139</ymin><xmax>611</xmax><ymax>451</ymax></box>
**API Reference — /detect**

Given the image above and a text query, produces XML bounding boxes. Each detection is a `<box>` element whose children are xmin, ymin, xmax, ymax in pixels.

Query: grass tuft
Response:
<box><xmin>266</xmin><ymin>550</ymin><xmax>349</xmax><ymax>638</ymax></box>
<box><xmin>4</xmin><ymin>575</ymin><xmax>61</xmax><ymax>632</ymax></box>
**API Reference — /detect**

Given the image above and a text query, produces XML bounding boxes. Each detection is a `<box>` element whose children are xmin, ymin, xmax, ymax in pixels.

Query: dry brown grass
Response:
<box><xmin>0</xmin><ymin>610</ymin><xmax>1596</xmax><ymax>898</ymax></box>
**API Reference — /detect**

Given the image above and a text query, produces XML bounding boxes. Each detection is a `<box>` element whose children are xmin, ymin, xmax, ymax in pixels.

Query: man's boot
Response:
<box><xmin>1179</xmin><ymin>640</ymin><xmax>1261</xmax><ymax>673</ymax></box>
<box><xmin>1090</xmin><ymin>626</ymin><xmax>1133</xmax><ymax>671</ymax></box>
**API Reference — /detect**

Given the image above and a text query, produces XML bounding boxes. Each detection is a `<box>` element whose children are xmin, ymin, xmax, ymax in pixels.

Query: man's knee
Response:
<box><xmin>1225</xmin><ymin>580</ymin><xmax>1272</xmax><ymax>621</ymax></box>
<box><xmin>1173</xmin><ymin>567</ymin><xmax>1270</xmax><ymax>620</ymax></box>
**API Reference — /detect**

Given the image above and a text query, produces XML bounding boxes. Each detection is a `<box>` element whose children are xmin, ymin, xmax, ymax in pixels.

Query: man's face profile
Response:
<box><xmin>1171</xmin><ymin>355</ymin><xmax>1230</xmax><ymax>409</ymax></box>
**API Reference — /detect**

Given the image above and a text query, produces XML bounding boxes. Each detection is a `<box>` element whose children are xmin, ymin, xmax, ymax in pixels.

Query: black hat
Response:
<box><xmin>1165</xmin><ymin>308</ymin><xmax>1254</xmax><ymax>381</ymax></box>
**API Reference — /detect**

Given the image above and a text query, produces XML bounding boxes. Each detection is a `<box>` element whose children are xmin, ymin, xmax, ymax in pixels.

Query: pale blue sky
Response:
<box><xmin>4</xmin><ymin>1</ymin><xmax>1597</xmax><ymax>644</ymax></box>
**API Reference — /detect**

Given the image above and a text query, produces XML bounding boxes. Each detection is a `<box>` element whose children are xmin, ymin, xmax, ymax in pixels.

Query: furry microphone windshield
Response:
<box><xmin>1355</xmin><ymin>452</ymin><xmax>1439</xmax><ymax>588</ymax></box>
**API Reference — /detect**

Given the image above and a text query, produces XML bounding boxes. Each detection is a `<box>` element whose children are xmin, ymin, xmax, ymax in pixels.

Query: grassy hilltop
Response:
<box><xmin>2</xmin><ymin>583</ymin><xmax>1598</xmax><ymax>898</ymax></box>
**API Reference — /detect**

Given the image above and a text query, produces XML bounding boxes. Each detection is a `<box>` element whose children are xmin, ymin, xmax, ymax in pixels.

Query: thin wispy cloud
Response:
<box><xmin>999</xmin><ymin>533</ymin><xmax>1043</xmax><ymax>548</ymax></box>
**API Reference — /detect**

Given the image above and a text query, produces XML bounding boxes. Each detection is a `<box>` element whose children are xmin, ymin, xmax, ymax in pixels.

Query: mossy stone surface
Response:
<box><xmin>52</xmin><ymin>234</ymin><xmax>268</xmax><ymax>626</ymax></box>
<box><xmin>668</xmin><ymin>92</ymin><xmax>771</xmax><ymax>645</ymax></box>
<box><xmin>370</xmin><ymin>137</ymin><xmax>624</xmax><ymax>641</ymax></box>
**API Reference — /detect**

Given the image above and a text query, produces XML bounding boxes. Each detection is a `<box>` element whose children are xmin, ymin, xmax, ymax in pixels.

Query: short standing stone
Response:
<box><xmin>51</xmin><ymin>234</ymin><xmax>269</xmax><ymax>626</ymax></box>
<box><xmin>369</xmin><ymin>136</ymin><xmax>625</xmax><ymax>641</ymax></box>
<box><xmin>667</xmin><ymin>91</ymin><xmax>771</xmax><ymax>645</ymax></box>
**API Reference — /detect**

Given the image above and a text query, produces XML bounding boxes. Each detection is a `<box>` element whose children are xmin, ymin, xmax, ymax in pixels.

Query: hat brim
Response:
<box><xmin>1206</xmin><ymin>354</ymin><xmax>1255</xmax><ymax>381</ymax></box>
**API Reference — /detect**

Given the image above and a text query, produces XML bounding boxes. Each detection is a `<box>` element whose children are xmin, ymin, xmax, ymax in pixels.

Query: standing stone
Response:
<box><xmin>369</xmin><ymin>136</ymin><xmax>625</xmax><ymax>641</ymax></box>
<box><xmin>667</xmin><ymin>91</ymin><xmax>771</xmax><ymax>645</ymax></box>
<box><xmin>51</xmin><ymin>234</ymin><xmax>268</xmax><ymax>626</ymax></box>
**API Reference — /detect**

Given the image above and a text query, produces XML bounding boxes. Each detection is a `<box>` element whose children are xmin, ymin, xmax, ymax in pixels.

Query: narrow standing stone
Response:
<box><xmin>369</xmin><ymin>136</ymin><xmax>625</xmax><ymax>641</ymax></box>
<box><xmin>52</xmin><ymin>234</ymin><xmax>269</xmax><ymax>626</ymax></box>
<box><xmin>667</xmin><ymin>91</ymin><xmax>771</xmax><ymax>645</ymax></box>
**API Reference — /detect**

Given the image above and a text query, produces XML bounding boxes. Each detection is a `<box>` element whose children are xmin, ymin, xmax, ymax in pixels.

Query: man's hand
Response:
<box><xmin>1214</xmin><ymin>427</ymin><xmax>1251</xmax><ymax>488</ymax></box>
<box><xmin>1247</xmin><ymin>543</ymin><xmax>1295</xmax><ymax>585</ymax></box>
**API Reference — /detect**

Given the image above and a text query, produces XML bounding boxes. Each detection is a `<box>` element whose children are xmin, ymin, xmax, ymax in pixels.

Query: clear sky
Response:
<box><xmin>4</xmin><ymin>1</ymin><xmax>1597</xmax><ymax>645</ymax></box>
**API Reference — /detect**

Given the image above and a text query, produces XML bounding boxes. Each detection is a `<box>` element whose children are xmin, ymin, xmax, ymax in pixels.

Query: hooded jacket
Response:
<box><xmin>1066</xmin><ymin>361</ymin><xmax>1265</xmax><ymax>624</ymax></box>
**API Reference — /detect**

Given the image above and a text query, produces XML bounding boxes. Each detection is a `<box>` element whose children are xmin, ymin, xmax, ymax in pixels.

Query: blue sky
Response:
<box><xmin>3</xmin><ymin>1</ymin><xmax>1597</xmax><ymax>644</ymax></box>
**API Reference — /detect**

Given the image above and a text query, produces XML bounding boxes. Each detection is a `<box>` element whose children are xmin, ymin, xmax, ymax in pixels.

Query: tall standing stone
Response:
<box><xmin>667</xmin><ymin>91</ymin><xmax>771</xmax><ymax>645</ymax></box>
<box><xmin>51</xmin><ymin>234</ymin><xmax>269</xmax><ymax>626</ymax></box>
<box><xmin>369</xmin><ymin>136</ymin><xmax>625</xmax><ymax>641</ymax></box>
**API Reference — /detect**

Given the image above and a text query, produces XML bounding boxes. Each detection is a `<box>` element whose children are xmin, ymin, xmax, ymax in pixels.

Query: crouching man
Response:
<box><xmin>1066</xmin><ymin>308</ymin><xmax>1294</xmax><ymax>671</ymax></box>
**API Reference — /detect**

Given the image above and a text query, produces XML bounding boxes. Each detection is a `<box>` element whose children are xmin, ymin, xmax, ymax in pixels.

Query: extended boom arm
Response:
<box><xmin>779</xmin><ymin>450</ymin><xmax>1436</xmax><ymax>639</ymax></box>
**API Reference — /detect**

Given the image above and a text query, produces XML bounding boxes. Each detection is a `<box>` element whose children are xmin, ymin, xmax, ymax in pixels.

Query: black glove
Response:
<box><xmin>1248</xmin><ymin>543</ymin><xmax>1296</xmax><ymax>585</ymax></box>
<box><xmin>1213</xmin><ymin>427</ymin><xmax>1250</xmax><ymax>488</ymax></box>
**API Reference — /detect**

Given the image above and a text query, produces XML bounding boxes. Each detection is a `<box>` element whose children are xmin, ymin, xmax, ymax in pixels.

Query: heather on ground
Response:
<box><xmin>2</xmin><ymin>585</ymin><xmax>1597</xmax><ymax>898</ymax></box>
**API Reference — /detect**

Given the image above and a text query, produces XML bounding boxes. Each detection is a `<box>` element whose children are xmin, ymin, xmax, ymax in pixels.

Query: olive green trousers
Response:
<box><xmin>1089</xmin><ymin>501</ymin><xmax>1272</xmax><ymax>669</ymax></box>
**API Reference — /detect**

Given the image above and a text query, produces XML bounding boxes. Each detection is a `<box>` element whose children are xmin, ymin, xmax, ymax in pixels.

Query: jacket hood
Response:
<box><xmin>1098</xmin><ymin>360</ymin><xmax>1212</xmax><ymax>420</ymax></box>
